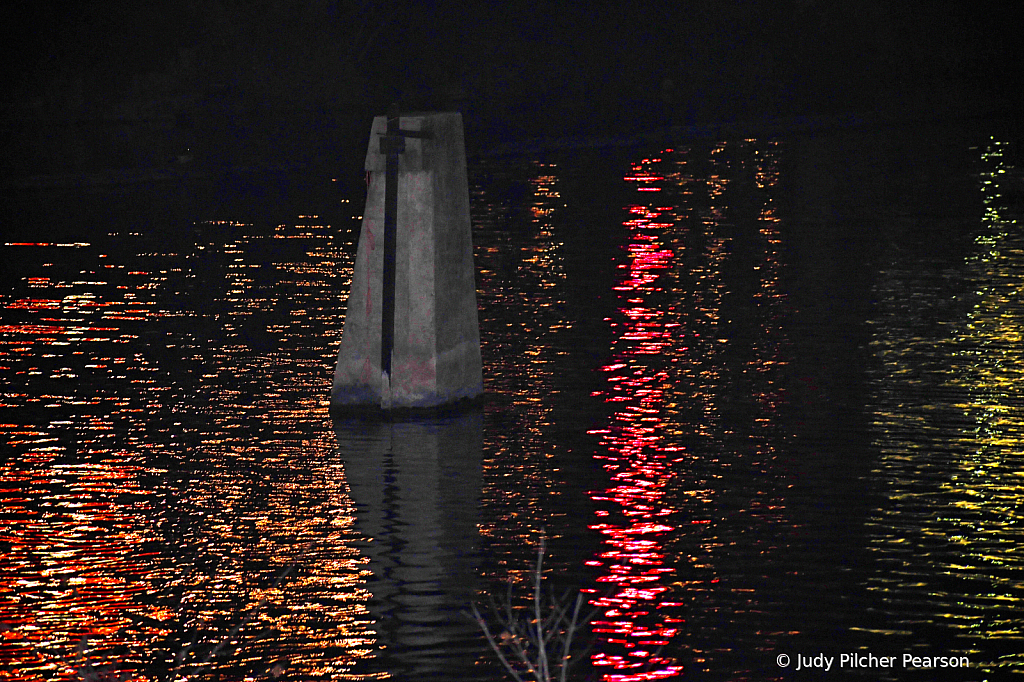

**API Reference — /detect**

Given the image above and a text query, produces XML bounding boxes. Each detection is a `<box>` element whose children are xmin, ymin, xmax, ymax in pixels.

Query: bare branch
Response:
<box><xmin>470</xmin><ymin>535</ymin><xmax>598</xmax><ymax>682</ymax></box>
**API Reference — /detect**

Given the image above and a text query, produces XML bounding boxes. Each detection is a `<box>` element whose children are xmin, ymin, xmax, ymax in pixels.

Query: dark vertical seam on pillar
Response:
<box><xmin>381</xmin><ymin>105</ymin><xmax>400</xmax><ymax>378</ymax></box>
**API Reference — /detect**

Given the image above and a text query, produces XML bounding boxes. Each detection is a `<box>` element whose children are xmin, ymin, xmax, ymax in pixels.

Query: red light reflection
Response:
<box><xmin>587</xmin><ymin>153</ymin><xmax>686</xmax><ymax>680</ymax></box>
<box><xmin>588</xmin><ymin>142</ymin><xmax>788</xmax><ymax>678</ymax></box>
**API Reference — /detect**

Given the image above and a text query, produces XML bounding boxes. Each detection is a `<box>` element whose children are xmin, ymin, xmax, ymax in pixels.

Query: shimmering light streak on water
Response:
<box><xmin>590</xmin><ymin>153</ymin><xmax>686</xmax><ymax>679</ymax></box>
<box><xmin>0</xmin><ymin>219</ymin><xmax>377</xmax><ymax>679</ymax></box>
<box><xmin>862</xmin><ymin>137</ymin><xmax>1024</xmax><ymax>673</ymax></box>
<box><xmin>587</xmin><ymin>141</ymin><xmax>792</xmax><ymax>679</ymax></box>
<box><xmin>472</xmin><ymin>160</ymin><xmax>580</xmax><ymax>572</ymax></box>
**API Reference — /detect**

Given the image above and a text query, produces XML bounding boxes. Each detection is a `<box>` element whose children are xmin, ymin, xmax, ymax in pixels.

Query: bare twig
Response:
<box><xmin>470</xmin><ymin>602</ymin><xmax>527</xmax><ymax>682</ymax></box>
<box><xmin>469</xmin><ymin>536</ymin><xmax>596</xmax><ymax>682</ymax></box>
<box><xmin>533</xmin><ymin>537</ymin><xmax>548</xmax><ymax>681</ymax></box>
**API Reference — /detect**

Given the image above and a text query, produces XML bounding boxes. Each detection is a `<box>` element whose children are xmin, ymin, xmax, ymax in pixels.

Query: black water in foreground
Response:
<box><xmin>2</xmin><ymin>121</ymin><xmax>1023</xmax><ymax>681</ymax></box>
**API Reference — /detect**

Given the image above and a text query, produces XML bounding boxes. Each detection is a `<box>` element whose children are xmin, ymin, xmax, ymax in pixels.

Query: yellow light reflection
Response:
<box><xmin>863</xmin><ymin>137</ymin><xmax>1024</xmax><ymax>670</ymax></box>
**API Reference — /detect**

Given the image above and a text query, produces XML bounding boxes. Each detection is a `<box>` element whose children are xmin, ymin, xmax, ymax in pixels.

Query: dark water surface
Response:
<box><xmin>2</xmin><ymin>122</ymin><xmax>1023</xmax><ymax>680</ymax></box>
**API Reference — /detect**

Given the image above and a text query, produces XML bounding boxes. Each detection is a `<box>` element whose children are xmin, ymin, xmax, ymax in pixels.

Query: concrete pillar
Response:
<box><xmin>332</xmin><ymin>111</ymin><xmax>483</xmax><ymax>411</ymax></box>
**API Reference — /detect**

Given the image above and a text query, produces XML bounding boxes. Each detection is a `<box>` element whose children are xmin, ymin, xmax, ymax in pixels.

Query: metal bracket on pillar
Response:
<box><xmin>377</xmin><ymin>105</ymin><xmax>432</xmax><ymax>398</ymax></box>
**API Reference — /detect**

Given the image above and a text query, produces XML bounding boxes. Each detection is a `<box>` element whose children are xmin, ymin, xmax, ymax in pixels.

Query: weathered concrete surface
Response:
<box><xmin>331</xmin><ymin>112</ymin><xmax>483</xmax><ymax>410</ymax></box>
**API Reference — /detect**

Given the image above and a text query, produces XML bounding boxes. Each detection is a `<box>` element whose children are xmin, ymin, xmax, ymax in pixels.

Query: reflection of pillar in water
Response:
<box><xmin>333</xmin><ymin>410</ymin><xmax>483</xmax><ymax>678</ymax></box>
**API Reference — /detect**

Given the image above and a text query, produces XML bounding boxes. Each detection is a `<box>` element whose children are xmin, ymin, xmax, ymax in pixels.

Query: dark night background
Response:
<box><xmin>2</xmin><ymin>0</ymin><xmax>1022</xmax><ymax>182</ymax></box>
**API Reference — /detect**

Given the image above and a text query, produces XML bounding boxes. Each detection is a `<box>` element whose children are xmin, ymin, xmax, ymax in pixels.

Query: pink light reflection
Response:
<box><xmin>587</xmin><ymin>154</ymin><xmax>685</xmax><ymax>680</ymax></box>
